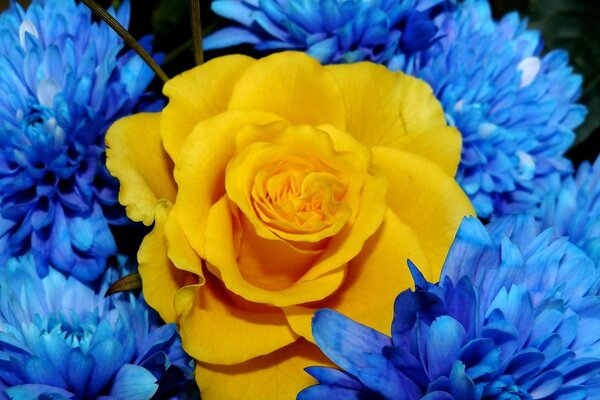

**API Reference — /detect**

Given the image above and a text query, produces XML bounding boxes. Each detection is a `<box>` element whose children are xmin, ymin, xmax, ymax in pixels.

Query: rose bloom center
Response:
<box><xmin>251</xmin><ymin>156</ymin><xmax>351</xmax><ymax>238</ymax></box>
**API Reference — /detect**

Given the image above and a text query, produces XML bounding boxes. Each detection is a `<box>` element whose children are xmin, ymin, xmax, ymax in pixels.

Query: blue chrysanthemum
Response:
<box><xmin>0</xmin><ymin>255</ymin><xmax>196</xmax><ymax>400</ymax></box>
<box><xmin>412</xmin><ymin>0</ymin><xmax>587</xmax><ymax>218</ymax></box>
<box><xmin>538</xmin><ymin>156</ymin><xmax>600</xmax><ymax>267</ymax></box>
<box><xmin>0</xmin><ymin>0</ymin><xmax>159</xmax><ymax>282</ymax></box>
<box><xmin>299</xmin><ymin>214</ymin><xmax>600</xmax><ymax>399</ymax></box>
<box><xmin>205</xmin><ymin>0</ymin><xmax>454</xmax><ymax>69</ymax></box>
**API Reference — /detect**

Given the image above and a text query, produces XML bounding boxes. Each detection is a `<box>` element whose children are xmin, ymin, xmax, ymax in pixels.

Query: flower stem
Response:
<box><xmin>189</xmin><ymin>0</ymin><xmax>204</xmax><ymax>65</ymax></box>
<box><xmin>79</xmin><ymin>0</ymin><xmax>170</xmax><ymax>83</ymax></box>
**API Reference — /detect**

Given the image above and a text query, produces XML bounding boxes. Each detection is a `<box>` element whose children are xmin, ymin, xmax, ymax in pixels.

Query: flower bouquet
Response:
<box><xmin>0</xmin><ymin>0</ymin><xmax>599</xmax><ymax>399</ymax></box>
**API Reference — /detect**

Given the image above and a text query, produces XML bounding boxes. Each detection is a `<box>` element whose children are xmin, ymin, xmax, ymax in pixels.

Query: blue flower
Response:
<box><xmin>299</xmin><ymin>214</ymin><xmax>600</xmax><ymax>399</ymax></box>
<box><xmin>0</xmin><ymin>255</ymin><xmax>196</xmax><ymax>400</ymax></box>
<box><xmin>538</xmin><ymin>156</ymin><xmax>600</xmax><ymax>267</ymax></box>
<box><xmin>205</xmin><ymin>0</ymin><xmax>454</xmax><ymax>69</ymax></box>
<box><xmin>412</xmin><ymin>0</ymin><xmax>587</xmax><ymax>218</ymax></box>
<box><xmin>0</xmin><ymin>0</ymin><xmax>160</xmax><ymax>282</ymax></box>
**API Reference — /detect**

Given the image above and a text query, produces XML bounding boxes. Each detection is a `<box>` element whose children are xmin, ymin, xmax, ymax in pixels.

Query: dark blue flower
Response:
<box><xmin>205</xmin><ymin>0</ymin><xmax>454</xmax><ymax>69</ymax></box>
<box><xmin>0</xmin><ymin>0</ymin><xmax>160</xmax><ymax>282</ymax></box>
<box><xmin>299</xmin><ymin>214</ymin><xmax>600</xmax><ymax>399</ymax></box>
<box><xmin>412</xmin><ymin>0</ymin><xmax>586</xmax><ymax>218</ymax></box>
<box><xmin>0</xmin><ymin>255</ymin><xmax>196</xmax><ymax>400</ymax></box>
<box><xmin>538</xmin><ymin>156</ymin><xmax>600</xmax><ymax>267</ymax></box>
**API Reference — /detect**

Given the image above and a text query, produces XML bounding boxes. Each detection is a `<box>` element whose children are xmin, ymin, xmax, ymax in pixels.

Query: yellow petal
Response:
<box><xmin>165</xmin><ymin>204</ymin><xmax>203</xmax><ymax>276</ymax></box>
<box><xmin>228</xmin><ymin>52</ymin><xmax>346</xmax><ymax>129</ymax></box>
<box><xmin>174</xmin><ymin>110</ymin><xmax>284</xmax><ymax>257</ymax></box>
<box><xmin>284</xmin><ymin>209</ymin><xmax>429</xmax><ymax>342</ymax></box>
<box><xmin>316</xmin><ymin>124</ymin><xmax>372</xmax><ymax>167</ymax></box>
<box><xmin>105</xmin><ymin>113</ymin><xmax>176</xmax><ymax>225</ymax></box>
<box><xmin>373</xmin><ymin>147</ymin><xmax>475</xmax><ymax>281</ymax></box>
<box><xmin>235</xmin><ymin>213</ymin><xmax>322</xmax><ymax>291</ymax></box>
<box><xmin>327</xmin><ymin>62</ymin><xmax>461</xmax><ymax>176</ymax></box>
<box><xmin>298</xmin><ymin>164</ymin><xmax>387</xmax><ymax>283</ymax></box>
<box><xmin>204</xmin><ymin>196</ymin><xmax>346</xmax><ymax>306</ymax></box>
<box><xmin>138</xmin><ymin>201</ymin><xmax>196</xmax><ymax>323</ymax></box>
<box><xmin>161</xmin><ymin>55</ymin><xmax>255</xmax><ymax>161</ymax></box>
<box><xmin>174</xmin><ymin>274</ymin><xmax>299</xmax><ymax>365</ymax></box>
<box><xmin>195</xmin><ymin>339</ymin><xmax>330</xmax><ymax>400</ymax></box>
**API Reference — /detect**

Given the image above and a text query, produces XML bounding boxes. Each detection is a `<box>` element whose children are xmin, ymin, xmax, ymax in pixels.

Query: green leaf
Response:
<box><xmin>529</xmin><ymin>0</ymin><xmax>600</xmax><ymax>144</ymax></box>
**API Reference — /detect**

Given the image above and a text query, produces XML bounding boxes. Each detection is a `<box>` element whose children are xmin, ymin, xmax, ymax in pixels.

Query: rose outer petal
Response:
<box><xmin>195</xmin><ymin>339</ymin><xmax>331</xmax><ymax>400</ymax></box>
<box><xmin>161</xmin><ymin>55</ymin><xmax>255</xmax><ymax>161</ymax></box>
<box><xmin>327</xmin><ymin>62</ymin><xmax>462</xmax><ymax>177</ymax></box>
<box><xmin>138</xmin><ymin>201</ymin><xmax>197</xmax><ymax>323</ymax></box>
<box><xmin>174</xmin><ymin>275</ymin><xmax>299</xmax><ymax>365</ymax></box>
<box><xmin>105</xmin><ymin>112</ymin><xmax>176</xmax><ymax>225</ymax></box>
<box><xmin>373</xmin><ymin>147</ymin><xmax>476</xmax><ymax>280</ymax></box>
<box><xmin>165</xmin><ymin>204</ymin><xmax>204</xmax><ymax>276</ymax></box>
<box><xmin>283</xmin><ymin>208</ymin><xmax>430</xmax><ymax>343</ymax></box>
<box><xmin>228</xmin><ymin>51</ymin><xmax>347</xmax><ymax>130</ymax></box>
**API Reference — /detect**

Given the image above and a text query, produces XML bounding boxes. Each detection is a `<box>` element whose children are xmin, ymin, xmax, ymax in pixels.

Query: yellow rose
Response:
<box><xmin>106</xmin><ymin>52</ymin><xmax>474</xmax><ymax>399</ymax></box>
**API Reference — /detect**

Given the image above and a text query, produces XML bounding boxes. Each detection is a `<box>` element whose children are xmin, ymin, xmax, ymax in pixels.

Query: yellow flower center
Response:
<box><xmin>251</xmin><ymin>157</ymin><xmax>351</xmax><ymax>237</ymax></box>
<box><xmin>225</xmin><ymin>125</ymin><xmax>366</xmax><ymax>245</ymax></box>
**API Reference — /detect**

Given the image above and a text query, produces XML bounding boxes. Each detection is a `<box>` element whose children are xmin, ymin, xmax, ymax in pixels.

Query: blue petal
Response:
<box><xmin>24</xmin><ymin>356</ymin><xmax>67</xmax><ymax>387</ymax></box>
<box><xmin>109</xmin><ymin>364</ymin><xmax>158</xmax><ymax>400</ymax></box>
<box><xmin>203</xmin><ymin>27</ymin><xmax>262</xmax><ymax>50</ymax></box>
<box><xmin>313</xmin><ymin>309</ymin><xmax>391</xmax><ymax>374</ymax></box>
<box><xmin>4</xmin><ymin>384</ymin><xmax>75</xmax><ymax>399</ymax></box>
<box><xmin>297</xmin><ymin>385</ymin><xmax>374</xmax><ymax>400</ymax></box>
<box><xmin>304</xmin><ymin>366</ymin><xmax>365</xmax><ymax>390</ymax></box>
<box><xmin>525</xmin><ymin>370</ymin><xmax>563</xmax><ymax>398</ymax></box>
<box><xmin>88</xmin><ymin>338</ymin><xmax>126</xmax><ymax>396</ymax></box>
<box><xmin>426</xmin><ymin>316</ymin><xmax>467</xmax><ymax>380</ymax></box>
<box><xmin>66</xmin><ymin>348</ymin><xmax>95</xmax><ymax>397</ymax></box>
<box><xmin>447</xmin><ymin>361</ymin><xmax>476</xmax><ymax>399</ymax></box>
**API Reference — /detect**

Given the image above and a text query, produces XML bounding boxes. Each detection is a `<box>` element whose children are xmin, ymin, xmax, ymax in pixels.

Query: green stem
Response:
<box><xmin>79</xmin><ymin>0</ymin><xmax>169</xmax><ymax>83</ymax></box>
<box><xmin>189</xmin><ymin>0</ymin><xmax>204</xmax><ymax>65</ymax></box>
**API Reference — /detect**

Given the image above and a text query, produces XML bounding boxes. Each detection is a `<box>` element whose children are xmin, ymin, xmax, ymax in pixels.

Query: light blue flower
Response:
<box><xmin>0</xmin><ymin>255</ymin><xmax>196</xmax><ymax>400</ymax></box>
<box><xmin>0</xmin><ymin>0</ymin><xmax>160</xmax><ymax>282</ymax></box>
<box><xmin>538</xmin><ymin>156</ymin><xmax>600</xmax><ymax>267</ymax></box>
<box><xmin>205</xmin><ymin>0</ymin><xmax>454</xmax><ymax>69</ymax></box>
<box><xmin>299</xmin><ymin>214</ymin><xmax>600</xmax><ymax>399</ymax></box>
<box><xmin>413</xmin><ymin>0</ymin><xmax>587</xmax><ymax>218</ymax></box>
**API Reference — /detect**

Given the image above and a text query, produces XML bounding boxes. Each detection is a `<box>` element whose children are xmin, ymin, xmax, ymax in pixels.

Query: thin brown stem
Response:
<box><xmin>79</xmin><ymin>0</ymin><xmax>169</xmax><ymax>83</ymax></box>
<box><xmin>189</xmin><ymin>0</ymin><xmax>204</xmax><ymax>65</ymax></box>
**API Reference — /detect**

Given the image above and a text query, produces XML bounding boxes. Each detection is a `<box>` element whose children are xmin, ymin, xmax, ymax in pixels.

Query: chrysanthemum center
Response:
<box><xmin>16</xmin><ymin>103</ymin><xmax>64</xmax><ymax>149</ymax></box>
